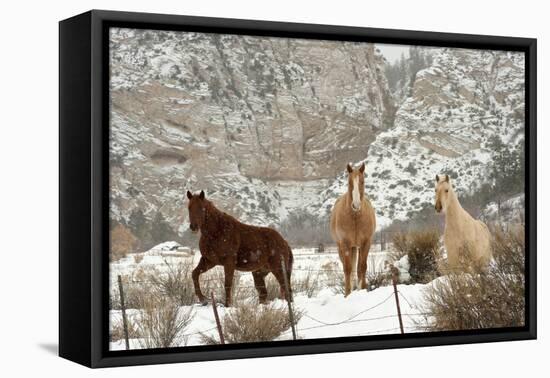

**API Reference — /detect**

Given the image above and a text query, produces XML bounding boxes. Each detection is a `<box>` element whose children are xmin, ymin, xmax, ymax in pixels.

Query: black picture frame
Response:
<box><xmin>59</xmin><ymin>9</ymin><xmax>537</xmax><ymax>368</ymax></box>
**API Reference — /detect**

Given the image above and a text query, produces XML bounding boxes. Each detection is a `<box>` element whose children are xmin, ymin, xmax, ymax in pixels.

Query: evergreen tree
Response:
<box><xmin>384</xmin><ymin>47</ymin><xmax>433</xmax><ymax>98</ymax></box>
<box><xmin>128</xmin><ymin>208</ymin><xmax>152</xmax><ymax>250</ymax></box>
<box><xmin>487</xmin><ymin>135</ymin><xmax>524</xmax><ymax>197</ymax></box>
<box><xmin>150</xmin><ymin>211</ymin><xmax>178</xmax><ymax>245</ymax></box>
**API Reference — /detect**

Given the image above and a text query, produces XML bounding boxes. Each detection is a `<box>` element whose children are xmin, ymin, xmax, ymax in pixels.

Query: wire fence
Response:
<box><xmin>110</xmin><ymin>253</ymin><xmax>520</xmax><ymax>350</ymax></box>
<box><xmin>117</xmin><ymin>265</ymin><xmax>519</xmax><ymax>287</ymax></box>
<box><xmin>111</xmin><ymin>260</ymin><xmax>430</xmax><ymax>351</ymax></box>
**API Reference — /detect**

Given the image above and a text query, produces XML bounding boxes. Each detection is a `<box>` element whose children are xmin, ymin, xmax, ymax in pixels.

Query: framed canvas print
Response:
<box><xmin>59</xmin><ymin>10</ymin><xmax>537</xmax><ymax>368</ymax></box>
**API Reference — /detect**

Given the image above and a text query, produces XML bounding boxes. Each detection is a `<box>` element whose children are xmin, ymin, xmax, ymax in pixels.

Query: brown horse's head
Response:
<box><xmin>435</xmin><ymin>174</ymin><xmax>452</xmax><ymax>213</ymax></box>
<box><xmin>346</xmin><ymin>163</ymin><xmax>365</xmax><ymax>212</ymax></box>
<box><xmin>186</xmin><ymin>190</ymin><xmax>206</xmax><ymax>233</ymax></box>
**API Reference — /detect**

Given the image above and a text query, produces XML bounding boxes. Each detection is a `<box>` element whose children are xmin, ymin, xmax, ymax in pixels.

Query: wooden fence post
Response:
<box><xmin>211</xmin><ymin>292</ymin><xmax>225</xmax><ymax>344</ymax></box>
<box><xmin>280</xmin><ymin>257</ymin><xmax>297</xmax><ymax>340</ymax></box>
<box><xmin>390</xmin><ymin>266</ymin><xmax>404</xmax><ymax>334</ymax></box>
<box><xmin>117</xmin><ymin>275</ymin><xmax>130</xmax><ymax>350</ymax></box>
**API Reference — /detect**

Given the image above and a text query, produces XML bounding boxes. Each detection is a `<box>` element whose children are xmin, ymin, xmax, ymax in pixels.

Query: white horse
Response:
<box><xmin>435</xmin><ymin>174</ymin><xmax>492</xmax><ymax>271</ymax></box>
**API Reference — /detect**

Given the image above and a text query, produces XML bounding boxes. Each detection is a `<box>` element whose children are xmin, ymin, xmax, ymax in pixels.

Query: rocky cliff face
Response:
<box><xmin>348</xmin><ymin>48</ymin><xmax>525</xmax><ymax>224</ymax></box>
<box><xmin>109</xmin><ymin>28</ymin><xmax>395</xmax><ymax>231</ymax></box>
<box><xmin>109</xmin><ymin>28</ymin><xmax>524</xmax><ymax>234</ymax></box>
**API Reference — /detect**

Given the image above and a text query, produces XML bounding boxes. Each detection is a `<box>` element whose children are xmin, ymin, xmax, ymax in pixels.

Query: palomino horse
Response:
<box><xmin>330</xmin><ymin>163</ymin><xmax>376</xmax><ymax>297</ymax></box>
<box><xmin>435</xmin><ymin>174</ymin><xmax>492</xmax><ymax>271</ymax></box>
<box><xmin>186</xmin><ymin>190</ymin><xmax>293</xmax><ymax>307</ymax></box>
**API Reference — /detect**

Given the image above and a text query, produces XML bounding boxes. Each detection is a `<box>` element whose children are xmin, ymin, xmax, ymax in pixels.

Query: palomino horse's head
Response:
<box><xmin>347</xmin><ymin>163</ymin><xmax>365</xmax><ymax>212</ymax></box>
<box><xmin>186</xmin><ymin>190</ymin><xmax>206</xmax><ymax>233</ymax></box>
<box><xmin>435</xmin><ymin>174</ymin><xmax>452</xmax><ymax>213</ymax></box>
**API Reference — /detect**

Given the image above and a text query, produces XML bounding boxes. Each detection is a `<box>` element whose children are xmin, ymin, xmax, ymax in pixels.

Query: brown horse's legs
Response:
<box><xmin>252</xmin><ymin>271</ymin><xmax>269</xmax><ymax>304</ymax></box>
<box><xmin>271</xmin><ymin>268</ymin><xmax>291</xmax><ymax>302</ymax></box>
<box><xmin>223</xmin><ymin>265</ymin><xmax>235</xmax><ymax>307</ymax></box>
<box><xmin>358</xmin><ymin>239</ymin><xmax>371</xmax><ymax>290</ymax></box>
<box><xmin>192</xmin><ymin>257</ymin><xmax>216</xmax><ymax>304</ymax></box>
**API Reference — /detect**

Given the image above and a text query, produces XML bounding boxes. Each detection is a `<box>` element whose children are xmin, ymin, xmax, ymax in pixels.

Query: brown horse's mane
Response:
<box><xmin>200</xmin><ymin>199</ymin><xmax>249</xmax><ymax>235</ymax></box>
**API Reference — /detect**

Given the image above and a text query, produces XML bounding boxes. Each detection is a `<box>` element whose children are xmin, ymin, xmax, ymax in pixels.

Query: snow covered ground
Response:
<box><xmin>110</xmin><ymin>243</ymin><xmax>431</xmax><ymax>350</ymax></box>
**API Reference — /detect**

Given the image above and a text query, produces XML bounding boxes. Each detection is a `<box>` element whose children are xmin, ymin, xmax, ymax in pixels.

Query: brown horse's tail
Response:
<box><xmin>286</xmin><ymin>246</ymin><xmax>294</xmax><ymax>301</ymax></box>
<box><xmin>287</xmin><ymin>247</ymin><xmax>294</xmax><ymax>276</ymax></box>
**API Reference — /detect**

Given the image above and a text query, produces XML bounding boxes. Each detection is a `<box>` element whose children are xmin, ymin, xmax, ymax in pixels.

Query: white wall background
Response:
<box><xmin>0</xmin><ymin>0</ymin><xmax>546</xmax><ymax>375</ymax></box>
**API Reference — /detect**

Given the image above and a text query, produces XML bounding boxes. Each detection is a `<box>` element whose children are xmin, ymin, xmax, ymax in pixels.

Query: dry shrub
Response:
<box><xmin>392</xmin><ymin>230</ymin><xmax>440</xmax><ymax>283</ymax></box>
<box><xmin>292</xmin><ymin>268</ymin><xmax>321</xmax><ymax>298</ymax></box>
<box><xmin>322</xmin><ymin>261</ymin><xmax>346</xmax><ymax>295</ymax></box>
<box><xmin>390</xmin><ymin>232</ymin><xmax>409</xmax><ymax>262</ymax></box>
<box><xmin>110</xmin><ymin>278</ymin><xmax>149</xmax><ymax>310</ymax></box>
<box><xmin>366</xmin><ymin>254</ymin><xmax>390</xmax><ymax>291</ymax></box>
<box><xmin>110</xmin><ymin>224</ymin><xmax>137</xmax><ymax>262</ymax></box>
<box><xmin>139</xmin><ymin>259</ymin><xmax>265</xmax><ymax>307</ymax></box>
<box><xmin>133</xmin><ymin>253</ymin><xmax>144</xmax><ymax>264</ymax></box>
<box><xmin>213</xmin><ymin>273</ymin><xmax>283</xmax><ymax>305</ymax></box>
<box><xmin>366</xmin><ymin>270</ymin><xmax>390</xmax><ymax>291</ymax></box>
<box><xmin>203</xmin><ymin>269</ymin><xmax>243</xmax><ymax>305</ymax></box>
<box><xmin>491</xmin><ymin>224</ymin><xmax>525</xmax><ymax>277</ymax></box>
<box><xmin>133</xmin><ymin>295</ymin><xmax>194</xmax><ymax>349</ymax></box>
<box><xmin>421</xmin><ymin>225</ymin><xmax>525</xmax><ymax>331</ymax></box>
<box><xmin>322</xmin><ymin>255</ymin><xmax>390</xmax><ymax>293</ymax></box>
<box><xmin>146</xmin><ymin>258</ymin><xmax>196</xmax><ymax>306</ymax></box>
<box><xmin>200</xmin><ymin>302</ymin><xmax>302</xmax><ymax>344</ymax></box>
<box><xmin>110</xmin><ymin>316</ymin><xmax>139</xmax><ymax>342</ymax></box>
<box><xmin>111</xmin><ymin>269</ymin><xmax>194</xmax><ymax>348</ymax></box>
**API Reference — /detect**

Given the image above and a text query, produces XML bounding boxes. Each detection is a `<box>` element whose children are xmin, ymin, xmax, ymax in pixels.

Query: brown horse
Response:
<box><xmin>186</xmin><ymin>190</ymin><xmax>293</xmax><ymax>307</ymax></box>
<box><xmin>330</xmin><ymin>163</ymin><xmax>376</xmax><ymax>297</ymax></box>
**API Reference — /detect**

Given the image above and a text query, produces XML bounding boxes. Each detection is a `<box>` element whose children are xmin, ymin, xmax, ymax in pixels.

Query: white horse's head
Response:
<box><xmin>347</xmin><ymin>163</ymin><xmax>365</xmax><ymax>212</ymax></box>
<box><xmin>435</xmin><ymin>174</ymin><xmax>453</xmax><ymax>213</ymax></box>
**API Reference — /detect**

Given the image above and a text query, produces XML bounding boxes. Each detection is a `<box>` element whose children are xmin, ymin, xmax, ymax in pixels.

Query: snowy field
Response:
<box><xmin>110</xmin><ymin>242</ymin><xmax>430</xmax><ymax>350</ymax></box>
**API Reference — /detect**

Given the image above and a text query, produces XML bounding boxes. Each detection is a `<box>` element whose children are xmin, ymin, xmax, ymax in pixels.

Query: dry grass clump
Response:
<box><xmin>203</xmin><ymin>269</ymin><xmax>244</xmax><ymax>305</ymax></box>
<box><xmin>110</xmin><ymin>277</ymin><xmax>149</xmax><ymax>310</ymax></box>
<box><xmin>366</xmin><ymin>270</ymin><xmax>390</xmax><ymax>291</ymax></box>
<box><xmin>133</xmin><ymin>253</ymin><xmax>144</xmax><ymax>264</ymax></box>
<box><xmin>292</xmin><ymin>267</ymin><xmax>321</xmax><ymax>298</ymax></box>
<box><xmin>200</xmin><ymin>302</ymin><xmax>302</xmax><ymax>344</ymax></box>
<box><xmin>118</xmin><ymin>257</ymin><xmax>288</xmax><ymax>310</ymax></box>
<box><xmin>392</xmin><ymin>230</ymin><xmax>441</xmax><ymax>283</ymax></box>
<box><xmin>110</xmin><ymin>316</ymin><xmax>140</xmax><ymax>342</ymax></box>
<box><xmin>420</xmin><ymin>225</ymin><xmax>525</xmax><ymax>331</ymax></box>
<box><xmin>146</xmin><ymin>259</ymin><xmax>196</xmax><ymax>306</ymax></box>
<box><xmin>322</xmin><ymin>259</ymin><xmax>388</xmax><ymax>293</ymax></box>
<box><xmin>111</xmin><ymin>267</ymin><xmax>194</xmax><ymax>348</ymax></box>
<box><xmin>389</xmin><ymin>232</ymin><xmax>409</xmax><ymax>262</ymax></box>
<box><xmin>322</xmin><ymin>261</ymin><xmax>346</xmax><ymax>295</ymax></box>
<box><xmin>366</xmin><ymin>254</ymin><xmax>390</xmax><ymax>291</ymax></box>
<box><xmin>133</xmin><ymin>294</ymin><xmax>194</xmax><ymax>349</ymax></box>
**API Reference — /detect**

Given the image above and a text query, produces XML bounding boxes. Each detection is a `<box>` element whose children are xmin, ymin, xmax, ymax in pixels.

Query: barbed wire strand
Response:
<box><xmin>300</xmin><ymin>292</ymin><xmax>395</xmax><ymax>326</ymax></box>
